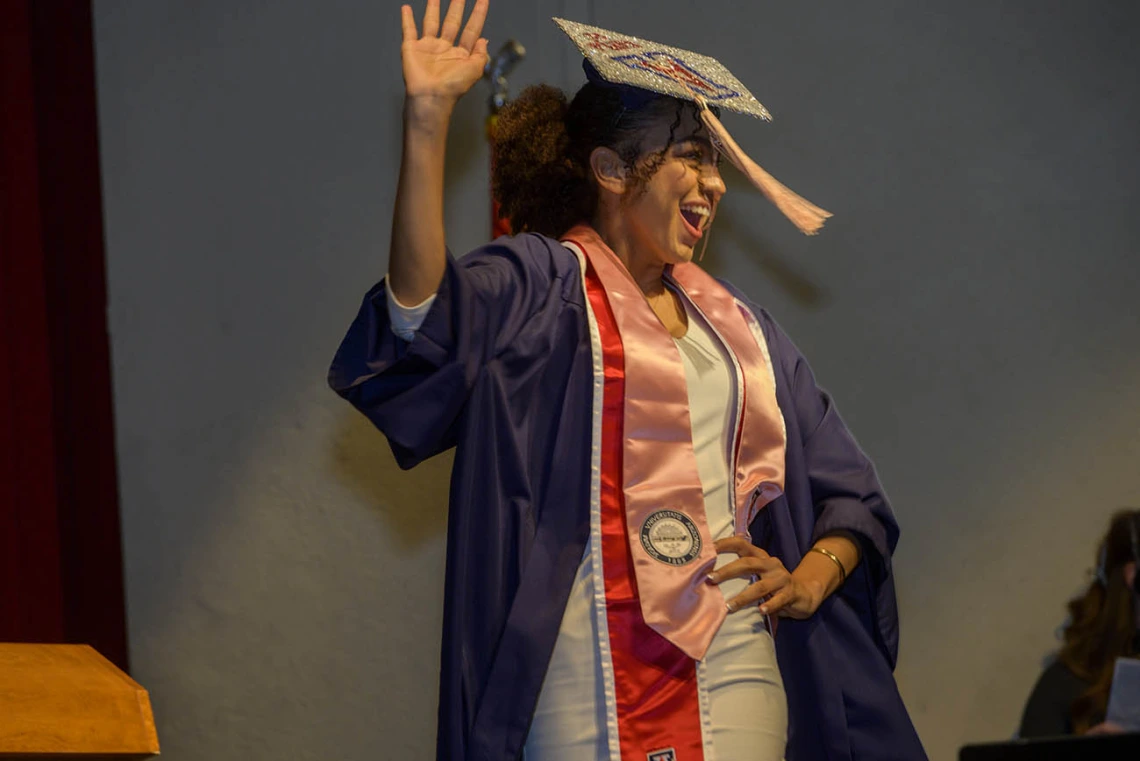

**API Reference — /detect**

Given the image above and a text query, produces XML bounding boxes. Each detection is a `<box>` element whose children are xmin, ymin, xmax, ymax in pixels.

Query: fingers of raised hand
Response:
<box><xmin>407</xmin><ymin>0</ymin><xmax>486</xmax><ymax>56</ymax></box>
<box><xmin>401</xmin><ymin>5</ymin><xmax>418</xmax><ymax>43</ymax></box>
<box><xmin>439</xmin><ymin>0</ymin><xmax>467</xmax><ymax>43</ymax></box>
<box><xmin>457</xmin><ymin>0</ymin><xmax>488</xmax><ymax>52</ymax></box>
<box><xmin>421</xmin><ymin>0</ymin><xmax>441</xmax><ymax>38</ymax></box>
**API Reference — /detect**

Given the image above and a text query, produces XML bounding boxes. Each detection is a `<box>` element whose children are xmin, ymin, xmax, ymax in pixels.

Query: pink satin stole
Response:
<box><xmin>564</xmin><ymin>225</ymin><xmax>786</xmax><ymax>661</ymax></box>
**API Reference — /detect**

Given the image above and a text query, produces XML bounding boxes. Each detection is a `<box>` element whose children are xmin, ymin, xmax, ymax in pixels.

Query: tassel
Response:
<box><xmin>697</xmin><ymin>214</ymin><xmax>713</xmax><ymax>261</ymax></box>
<box><xmin>697</xmin><ymin>103</ymin><xmax>832</xmax><ymax>236</ymax></box>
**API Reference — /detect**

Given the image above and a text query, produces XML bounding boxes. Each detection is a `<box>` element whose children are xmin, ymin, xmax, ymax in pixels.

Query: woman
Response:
<box><xmin>1019</xmin><ymin>509</ymin><xmax>1140</xmax><ymax>737</ymax></box>
<box><xmin>329</xmin><ymin>1</ymin><xmax>926</xmax><ymax>759</ymax></box>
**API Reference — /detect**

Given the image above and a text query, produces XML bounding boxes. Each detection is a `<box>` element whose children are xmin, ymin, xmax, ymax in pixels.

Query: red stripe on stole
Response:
<box><xmin>584</xmin><ymin>261</ymin><xmax>705</xmax><ymax>761</ymax></box>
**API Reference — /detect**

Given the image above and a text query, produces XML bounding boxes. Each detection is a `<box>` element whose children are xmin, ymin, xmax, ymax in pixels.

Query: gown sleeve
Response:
<box><xmin>728</xmin><ymin>292</ymin><xmax>926</xmax><ymax>758</ymax></box>
<box><xmin>328</xmin><ymin>233</ymin><xmax>568</xmax><ymax>469</ymax></box>
<box><xmin>755</xmin><ymin>307</ymin><xmax>905</xmax><ymax>665</ymax></box>
<box><xmin>786</xmin><ymin>334</ymin><xmax>897</xmax><ymax>581</ymax></box>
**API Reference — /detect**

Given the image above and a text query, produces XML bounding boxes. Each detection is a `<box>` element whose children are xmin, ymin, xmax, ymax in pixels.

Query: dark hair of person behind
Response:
<box><xmin>491</xmin><ymin>83</ymin><xmax>698</xmax><ymax>238</ymax></box>
<box><xmin>1057</xmin><ymin>509</ymin><xmax>1140</xmax><ymax>733</ymax></box>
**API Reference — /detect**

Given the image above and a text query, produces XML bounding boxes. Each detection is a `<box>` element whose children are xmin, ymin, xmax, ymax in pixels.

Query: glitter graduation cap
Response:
<box><xmin>554</xmin><ymin>18</ymin><xmax>831</xmax><ymax>235</ymax></box>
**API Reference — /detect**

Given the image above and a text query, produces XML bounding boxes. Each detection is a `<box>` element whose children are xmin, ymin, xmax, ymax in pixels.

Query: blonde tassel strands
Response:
<box><xmin>697</xmin><ymin>209</ymin><xmax>714</xmax><ymax>262</ymax></box>
<box><xmin>697</xmin><ymin>104</ymin><xmax>832</xmax><ymax>235</ymax></box>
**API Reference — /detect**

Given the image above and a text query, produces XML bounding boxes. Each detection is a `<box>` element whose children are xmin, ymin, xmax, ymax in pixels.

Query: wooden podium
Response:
<box><xmin>0</xmin><ymin>644</ymin><xmax>159</xmax><ymax>758</ymax></box>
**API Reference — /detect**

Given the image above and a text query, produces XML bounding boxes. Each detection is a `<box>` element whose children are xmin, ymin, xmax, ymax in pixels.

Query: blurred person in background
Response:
<box><xmin>1019</xmin><ymin>509</ymin><xmax>1140</xmax><ymax>737</ymax></box>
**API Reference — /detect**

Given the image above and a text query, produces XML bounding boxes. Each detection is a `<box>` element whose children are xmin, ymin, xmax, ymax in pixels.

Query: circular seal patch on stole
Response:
<box><xmin>640</xmin><ymin>510</ymin><xmax>702</xmax><ymax>566</ymax></box>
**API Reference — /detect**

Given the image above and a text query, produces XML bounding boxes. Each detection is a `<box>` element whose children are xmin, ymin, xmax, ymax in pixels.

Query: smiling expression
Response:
<box><xmin>619</xmin><ymin>108</ymin><xmax>726</xmax><ymax>268</ymax></box>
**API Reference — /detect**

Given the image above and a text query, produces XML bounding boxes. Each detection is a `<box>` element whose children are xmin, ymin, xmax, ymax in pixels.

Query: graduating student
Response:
<box><xmin>330</xmin><ymin>1</ymin><xmax>927</xmax><ymax>759</ymax></box>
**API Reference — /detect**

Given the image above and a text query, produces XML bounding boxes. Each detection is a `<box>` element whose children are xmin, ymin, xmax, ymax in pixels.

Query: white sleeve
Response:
<box><xmin>385</xmin><ymin>278</ymin><xmax>437</xmax><ymax>341</ymax></box>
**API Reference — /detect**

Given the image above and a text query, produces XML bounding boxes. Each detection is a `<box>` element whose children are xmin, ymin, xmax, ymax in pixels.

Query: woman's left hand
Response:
<box><xmin>709</xmin><ymin>536</ymin><xmax>825</xmax><ymax>620</ymax></box>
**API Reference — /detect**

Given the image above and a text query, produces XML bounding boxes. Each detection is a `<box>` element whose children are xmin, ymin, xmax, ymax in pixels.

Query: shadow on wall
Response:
<box><xmin>328</xmin><ymin>410</ymin><xmax>452</xmax><ymax>550</ymax></box>
<box><xmin>713</xmin><ymin>202</ymin><xmax>830</xmax><ymax>311</ymax></box>
<box><xmin>702</xmin><ymin>167</ymin><xmax>830</xmax><ymax>312</ymax></box>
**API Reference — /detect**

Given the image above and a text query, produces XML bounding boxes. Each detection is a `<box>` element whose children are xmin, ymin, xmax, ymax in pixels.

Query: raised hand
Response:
<box><xmin>401</xmin><ymin>0</ymin><xmax>490</xmax><ymax>101</ymax></box>
<box><xmin>388</xmin><ymin>1</ymin><xmax>490</xmax><ymax>309</ymax></box>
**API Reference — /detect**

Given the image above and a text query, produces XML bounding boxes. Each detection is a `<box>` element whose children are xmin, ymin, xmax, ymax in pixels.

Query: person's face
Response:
<box><xmin>622</xmin><ymin>108</ymin><xmax>726</xmax><ymax>266</ymax></box>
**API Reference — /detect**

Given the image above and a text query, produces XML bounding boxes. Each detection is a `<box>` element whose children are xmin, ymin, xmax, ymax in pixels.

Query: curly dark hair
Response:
<box><xmin>1057</xmin><ymin>509</ymin><xmax>1140</xmax><ymax>732</ymax></box>
<box><xmin>491</xmin><ymin>82</ymin><xmax>701</xmax><ymax>238</ymax></box>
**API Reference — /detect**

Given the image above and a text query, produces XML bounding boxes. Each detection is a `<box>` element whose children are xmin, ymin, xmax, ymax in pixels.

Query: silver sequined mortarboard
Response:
<box><xmin>553</xmin><ymin>18</ymin><xmax>772</xmax><ymax>121</ymax></box>
<box><xmin>555</xmin><ymin>17</ymin><xmax>832</xmax><ymax>235</ymax></box>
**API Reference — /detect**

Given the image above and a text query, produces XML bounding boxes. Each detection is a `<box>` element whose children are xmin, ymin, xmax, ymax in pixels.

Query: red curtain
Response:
<box><xmin>0</xmin><ymin>0</ymin><xmax>128</xmax><ymax>671</ymax></box>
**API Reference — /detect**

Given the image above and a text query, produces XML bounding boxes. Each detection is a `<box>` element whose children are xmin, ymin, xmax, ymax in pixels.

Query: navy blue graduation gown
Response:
<box><xmin>328</xmin><ymin>233</ymin><xmax>927</xmax><ymax>761</ymax></box>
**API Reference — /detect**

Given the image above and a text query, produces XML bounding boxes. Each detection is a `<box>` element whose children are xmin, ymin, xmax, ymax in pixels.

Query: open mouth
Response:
<box><xmin>680</xmin><ymin>203</ymin><xmax>710</xmax><ymax>238</ymax></box>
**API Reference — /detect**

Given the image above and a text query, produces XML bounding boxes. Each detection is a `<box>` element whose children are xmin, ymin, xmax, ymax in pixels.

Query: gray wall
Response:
<box><xmin>93</xmin><ymin>1</ymin><xmax>1140</xmax><ymax>759</ymax></box>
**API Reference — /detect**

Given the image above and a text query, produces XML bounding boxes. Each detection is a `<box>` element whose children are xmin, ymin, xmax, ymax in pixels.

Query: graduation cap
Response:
<box><xmin>554</xmin><ymin>18</ymin><xmax>831</xmax><ymax>236</ymax></box>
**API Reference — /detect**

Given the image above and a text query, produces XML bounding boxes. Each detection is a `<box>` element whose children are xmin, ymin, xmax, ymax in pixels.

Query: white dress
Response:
<box><xmin>522</xmin><ymin>299</ymin><xmax>786</xmax><ymax>761</ymax></box>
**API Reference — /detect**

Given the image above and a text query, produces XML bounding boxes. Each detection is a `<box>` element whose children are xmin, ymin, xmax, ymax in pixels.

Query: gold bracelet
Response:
<box><xmin>810</xmin><ymin>546</ymin><xmax>847</xmax><ymax>585</ymax></box>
